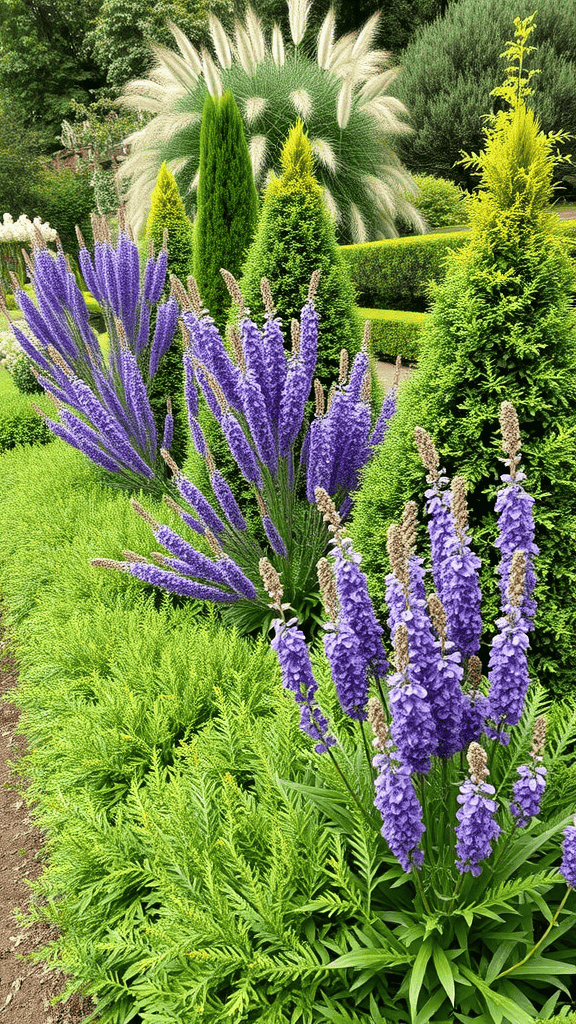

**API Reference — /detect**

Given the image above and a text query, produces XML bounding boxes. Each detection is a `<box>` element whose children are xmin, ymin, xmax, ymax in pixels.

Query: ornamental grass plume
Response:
<box><xmin>4</xmin><ymin>214</ymin><xmax>178</xmax><ymax>493</ymax></box>
<box><xmin>92</xmin><ymin>268</ymin><xmax>397</xmax><ymax>635</ymax></box>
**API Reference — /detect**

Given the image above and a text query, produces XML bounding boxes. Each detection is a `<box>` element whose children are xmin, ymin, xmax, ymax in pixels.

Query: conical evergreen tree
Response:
<box><xmin>351</xmin><ymin>16</ymin><xmax>576</xmax><ymax>698</ymax></box>
<box><xmin>146</xmin><ymin>163</ymin><xmax>194</xmax><ymax>467</ymax></box>
<box><xmin>239</xmin><ymin>120</ymin><xmax>362</xmax><ymax>387</ymax></box>
<box><xmin>193</xmin><ymin>89</ymin><xmax>259</xmax><ymax>332</ymax></box>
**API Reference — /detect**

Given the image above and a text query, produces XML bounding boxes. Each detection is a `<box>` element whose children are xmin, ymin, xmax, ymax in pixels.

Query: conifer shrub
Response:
<box><xmin>408</xmin><ymin>173</ymin><xmax>470</xmax><ymax>230</ymax></box>
<box><xmin>351</xmin><ymin>16</ymin><xmax>576</xmax><ymax>699</ymax></box>
<box><xmin>146</xmin><ymin>163</ymin><xmax>195</xmax><ymax>467</ymax></box>
<box><xmin>193</xmin><ymin>89</ymin><xmax>259</xmax><ymax>333</ymax></box>
<box><xmin>239</xmin><ymin>120</ymin><xmax>362</xmax><ymax>387</ymax></box>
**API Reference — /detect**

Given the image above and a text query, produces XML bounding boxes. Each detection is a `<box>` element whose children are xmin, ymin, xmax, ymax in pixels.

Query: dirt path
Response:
<box><xmin>0</xmin><ymin>617</ymin><xmax>95</xmax><ymax>1024</ymax></box>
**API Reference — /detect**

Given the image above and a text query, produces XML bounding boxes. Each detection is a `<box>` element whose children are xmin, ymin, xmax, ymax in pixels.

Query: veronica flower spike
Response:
<box><xmin>487</xmin><ymin>551</ymin><xmax>531</xmax><ymax>739</ymax></box>
<box><xmin>455</xmin><ymin>743</ymin><xmax>501</xmax><ymax>877</ymax></box>
<box><xmin>510</xmin><ymin>716</ymin><xmax>547</xmax><ymax>828</ymax></box>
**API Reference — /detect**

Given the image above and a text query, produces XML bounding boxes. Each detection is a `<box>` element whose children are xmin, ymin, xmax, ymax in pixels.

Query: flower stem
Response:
<box><xmin>496</xmin><ymin>887</ymin><xmax>573</xmax><ymax>979</ymax></box>
<box><xmin>325</xmin><ymin>744</ymin><xmax>376</xmax><ymax>830</ymax></box>
<box><xmin>411</xmin><ymin>858</ymin><xmax>433</xmax><ymax>915</ymax></box>
<box><xmin>360</xmin><ymin>719</ymin><xmax>374</xmax><ymax>778</ymax></box>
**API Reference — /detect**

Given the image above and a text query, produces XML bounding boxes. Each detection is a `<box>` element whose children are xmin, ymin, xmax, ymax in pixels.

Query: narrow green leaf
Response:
<box><xmin>327</xmin><ymin>949</ymin><xmax>412</xmax><ymax>970</ymax></box>
<box><xmin>459</xmin><ymin>966</ymin><xmax>535</xmax><ymax>1024</ymax></box>
<box><xmin>485</xmin><ymin>942</ymin><xmax>517</xmax><ymax>984</ymax></box>
<box><xmin>409</xmin><ymin>940</ymin><xmax>433</xmax><ymax>1022</ymax></box>
<box><xmin>414</xmin><ymin>985</ymin><xmax>448</xmax><ymax>1024</ymax></box>
<box><xmin>432</xmin><ymin>944</ymin><xmax>455</xmax><ymax>1005</ymax></box>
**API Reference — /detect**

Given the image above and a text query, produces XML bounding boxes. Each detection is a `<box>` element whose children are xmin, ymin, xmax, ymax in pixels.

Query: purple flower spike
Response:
<box><xmin>263</xmin><ymin>516</ymin><xmax>287</xmax><ymax>557</ymax></box>
<box><xmin>240</xmin><ymin>370</ymin><xmax>278</xmax><ymax>474</ymax></box>
<box><xmin>332</xmin><ymin>539</ymin><xmax>388</xmax><ymax>680</ymax></box>
<box><xmin>149</xmin><ymin>297</ymin><xmax>179</xmax><ymax>379</ymax></box>
<box><xmin>510</xmin><ymin>763</ymin><xmax>547</xmax><ymax>827</ymax></box>
<box><xmin>306</xmin><ymin>417</ymin><xmax>334</xmax><ymax>502</ymax></box>
<box><xmin>487</xmin><ymin>605</ymin><xmax>530</xmax><ymax>731</ymax></box>
<box><xmin>347</xmin><ymin>350</ymin><xmax>369</xmax><ymax>403</ymax></box>
<box><xmin>145</xmin><ymin>248</ymin><xmax>168</xmax><ymax>305</ymax></box>
<box><xmin>129</xmin><ymin>562</ymin><xmax>235</xmax><ymax>602</ymax></box>
<box><xmin>459</xmin><ymin>693</ymin><xmax>490</xmax><ymax>747</ymax></box>
<box><xmin>220</xmin><ymin>557</ymin><xmax>258</xmax><ymax>599</ymax></box>
<box><xmin>183</xmin><ymin>312</ymin><xmax>242</xmax><ymax>410</ymax></box>
<box><xmin>78</xmin><ymin>247</ymin><xmax>103</xmax><ymax>304</ymax></box>
<box><xmin>388</xmin><ymin>668</ymin><xmax>437</xmax><ymax>775</ymax></box>
<box><xmin>153</xmin><ymin>524</ymin><xmax>229</xmax><ymax>585</ymax></box>
<box><xmin>271</xmin><ymin>617</ymin><xmax>334</xmax><ymax>752</ymax></box>
<box><xmin>299</xmin><ymin>302</ymin><xmax>318</xmax><ymax>384</ymax></box>
<box><xmin>428</xmin><ymin>642</ymin><xmax>465</xmax><ymax>759</ymax></box>
<box><xmin>240</xmin><ymin>317</ymin><xmax>267</xmax><ymax>385</ymax></box>
<box><xmin>370</xmin><ymin>387</ymin><xmax>396</xmax><ymax>448</ymax></box>
<box><xmin>162</xmin><ymin>408</ymin><xmax>174</xmax><ymax>451</ymax></box>
<box><xmin>211</xmin><ymin>470</ymin><xmax>247</xmax><ymax>531</ymax></box>
<box><xmin>560</xmin><ymin>816</ymin><xmax>576</xmax><ymax>887</ymax></box>
<box><xmin>176</xmin><ymin>474</ymin><xmax>226</xmax><ymax>536</ymax></box>
<box><xmin>278</xmin><ymin>357</ymin><xmax>311</xmax><ymax>457</ymax></box>
<box><xmin>189</xmin><ymin>418</ymin><xmax>207</xmax><ymax>457</ymax></box>
<box><xmin>455</xmin><ymin>747</ymin><xmax>501</xmax><ymax>877</ymax></box>
<box><xmin>495</xmin><ymin>481</ymin><xmax>538</xmax><ymax>628</ymax></box>
<box><xmin>183</xmin><ymin>351</ymin><xmax>199</xmax><ymax>419</ymax></box>
<box><xmin>263</xmin><ymin>315</ymin><xmax>287</xmax><ymax>425</ymax></box>
<box><xmin>324</xmin><ymin>625</ymin><xmax>368</xmax><ymax>720</ymax></box>
<box><xmin>373</xmin><ymin>754</ymin><xmax>425</xmax><ymax>872</ymax></box>
<box><xmin>220</xmin><ymin>412</ymin><xmax>263</xmax><ymax>489</ymax></box>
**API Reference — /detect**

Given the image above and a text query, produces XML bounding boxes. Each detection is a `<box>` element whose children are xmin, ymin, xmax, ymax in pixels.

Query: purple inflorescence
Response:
<box><xmin>271</xmin><ymin>618</ymin><xmax>335</xmax><ymax>753</ymax></box>
<box><xmin>162</xmin><ymin>407</ymin><xmax>174</xmax><ymax>451</ymax></box>
<box><xmin>459</xmin><ymin>694</ymin><xmax>490</xmax><ymax>747</ymax></box>
<box><xmin>332</xmin><ymin>539</ymin><xmax>388</xmax><ymax>681</ymax></box>
<box><xmin>220</xmin><ymin>412</ymin><xmax>263</xmax><ymax>489</ymax></box>
<box><xmin>373</xmin><ymin>755</ymin><xmax>425</xmax><ymax>872</ymax></box>
<box><xmin>370</xmin><ymin>387</ymin><xmax>396</xmax><ymax>448</ymax></box>
<box><xmin>455</xmin><ymin>777</ymin><xmax>501</xmax><ymax>876</ymax></box>
<box><xmin>129</xmin><ymin>562</ymin><xmax>236</xmax><ymax>601</ymax></box>
<box><xmin>240</xmin><ymin>370</ymin><xmax>278</xmax><ymax>475</ymax></box>
<box><xmin>560</xmin><ymin>817</ymin><xmax>576</xmax><ymax>888</ymax></box>
<box><xmin>510</xmin><ymin>763</ymin><xmax>547</xmax><ymax>827</ymax></box>
<box><xmin>323</xmin><ymin>625</ymin><xmax>369</xmax><ymax>720</ymax></box>
<box><xmin>149</xmin><ymin>297</ymin><xmax>179</xmax><ymax>378</ymax></box>
<box><xmin>262</xmin><ymin>516</ymin><xmax>287</xmax><ymax>557</ymax></box>
<box><xmin>278</xmin><ymin>356</ymin><xmax>311</xmax><ymax>457</ymax></box>
<box><xmin>388</xmin><ymin>662</ymin><xmax>437</xmax><ymax>775</ymax></box>
<box><xmin>428</xmin><ymin>642</ymin><xmax>465</xmax><ymax>759</ymax></box>
<box><xmin>299</xmin><ymin>301</ymin><xmax>318</xmax><ymax>383</ymax></box>
<box><xmin>210</xmin><ymin>470</ymin><xmax>247</xmax><ymax>531</ymax></box>
<box><xmin>487</xmin><ymin>605</ymin><xmax>530</xmax><ymax>731</ymax></box>
<box><xmin>262</xmin><ymin>314</ymin><xmax>287</xmax><ymax>427</ymax></box>
<box><xmin>494</xmin><ymin>471</ymin><xmax>538</xmax><ymax>629</ymax></box>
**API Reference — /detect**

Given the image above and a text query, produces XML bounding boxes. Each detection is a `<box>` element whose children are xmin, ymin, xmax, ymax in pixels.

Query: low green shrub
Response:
<box><xmin>403</xmin><ymin>173</ymin><xmax>470</xmax><ymax>231</ymax></box>
<box><xmin>341</xmin><ymin>231</ymin><xmax>470</xmax><ymax>311</ymax></box>
<box><xmin>341</xmin><ymin>221</ymin><xmax>576</xmax><ymax>311</ymax></box>
<box><xmin>359</xmin><ymin>307</ymin><xmax>429</xmax><ymax>362</ymax></box>
<box><xmin>0</xmin><ymin>371</ymin><xmax>52</xmax><ymax>451</ymax></box>
<box><xmin>8</xmin><ymin>352</ymin><xmax>43</xmax><ymax>394</ymax></box>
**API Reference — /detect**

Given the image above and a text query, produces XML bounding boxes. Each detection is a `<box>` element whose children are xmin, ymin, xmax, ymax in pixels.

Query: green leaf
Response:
<box><xmin>459</xmin><ymin>966</ymin><xmax>535</xmax><ymax>1024</ymax></box>
<box><xmin>409</xmin><ymin>940</ymin><xmax>433</xmax><ymax>1022</ymax></box>
<box><xmin>327</xmin><ymin>949</ymin><xmax>412</xmax><ymax>970</ymax></box>
<box><xmin>414</xmin><ymin>985</ymin><xmax>448</xmax><ymax>1024</ymax></box>
<box><xmin>485</xmin><ymin>942</ymin><xmax>518</xmax><ymax>983</ymax></box>
<box><xmin>432</xmin><ymin>944</ymin><xmax>455</xmax><ymax>1005</ymax></box>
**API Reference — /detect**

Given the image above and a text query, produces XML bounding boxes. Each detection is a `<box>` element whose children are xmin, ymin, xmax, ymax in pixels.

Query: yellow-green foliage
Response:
<box><xmin>359</xmin><ymin>308</ymin><xmax>429</xmax><ymax>362</ymax></box>
<box><xmin>146</xmin><ymin>162</ymin><xmax>194</xmax><ymax>282</ymax></box>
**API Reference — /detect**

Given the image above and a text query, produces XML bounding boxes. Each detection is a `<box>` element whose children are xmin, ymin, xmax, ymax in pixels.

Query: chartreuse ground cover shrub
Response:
<box><xmin>351</xmin><ymin>16</ymin><xmax>576</xmax><ymax>699</ymax></box>
<box><xmin>359</xmin><ymin>308</ymin><xmax>429</xmax><ymax>363</ymax></box>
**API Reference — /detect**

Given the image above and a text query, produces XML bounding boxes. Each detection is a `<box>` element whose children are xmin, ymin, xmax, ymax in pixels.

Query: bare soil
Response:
<box><xmin>0</xmin><ymin>617</ymin><xmax>95</xmax><ymax>1024</ymax></box>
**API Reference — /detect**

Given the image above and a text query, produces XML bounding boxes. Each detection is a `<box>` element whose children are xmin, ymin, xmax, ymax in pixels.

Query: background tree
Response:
<box><xmin>0</xmin><ymin>103</ymin><xmax>43</xmax><ymax>216</ymax></box>
<box><xmin>0</xmin><ymin>0</ymin><xmax>105</xmax><ymax>149</ymax></box>
<box><xmin>393</xmin><ymin>0</ymin><xmax>576</xmax><ymax>194</ymax></box>
<box><xmin>351</xmin><ymin>15</ymin><xmax>576</xmax><ymax>698</ymax></box>
<box><xmin>193</xmin><ymin>89</ymin><xmax>259</xmax><ymax>332</ymax></box>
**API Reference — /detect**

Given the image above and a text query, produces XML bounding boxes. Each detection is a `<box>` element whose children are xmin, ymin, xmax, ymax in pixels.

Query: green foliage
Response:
<box><xmin>341</xmin><ymin>231</ymin><xmax>470</xmax><ymax>312</ymax></box>
<box><xmin>193</xmin><ymin>89</ymin><xmax>259</xmax><ymax>332</ymax></box>
<box><xmin>92</xmin><ymin>167</ymin><xmax>119</xmax><ymax>215</ymax></box>
<box><xmin>359</xmin><ymin>307</ymin><xmax>428</xmax><ymax>362</ymax></box>
<box><xmin>146</xmin><ymin>162</ymin><xmax>195</xmax><ymax>467</ymax></box>
<box><xmin>351</xmin><ymin>25</ymin><xmax>576</xmax><ymax>698</ymax></box>
<box><xmin>0</xmin><ymin>370</ymin><xmax>53</xmax><ymax>451</ymax></box>
<box><xmin>406</xmin><ymin>173</ymin><xmax>470</xmax><ymax>230</ymax></box>
<box><xmin>0</xmin><ymin>102</ymin><xmax>43</xmax><ymax>216</ymax></box>
<box><xmin>0</xmin><ymin>0</ymin><xmax>105</xmax><ymax>150</ymax></box>
<box><xmin>8</xmin><ymin>353</ymin><xmax>44</xmax><ymax>395</ymax></box>
<box><xmin>393</xmin><ymin>0</ymin><xmax>576</xmax><ymax>195</ymax></box>
<box><xmin>31</xmin><ymin>164</ymin><xmax>95</xmax><ymax>260</ymax></box>
<box><xmin>240</xmin><ymin>122</ymin><xmax>362</xmax><ymax>387</ymax></box>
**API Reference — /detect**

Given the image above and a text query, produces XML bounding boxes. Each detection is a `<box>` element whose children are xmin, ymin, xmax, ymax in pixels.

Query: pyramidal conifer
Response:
<box><xmin>239</xmin><ymin>120</ymin><xmax>362</xmax><ymax>387</ymax></box>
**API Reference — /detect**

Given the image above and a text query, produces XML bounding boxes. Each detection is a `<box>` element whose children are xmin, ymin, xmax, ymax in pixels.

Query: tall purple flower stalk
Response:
<box><xmin>10</xmin><ymin>215</ymin><xmax>178</xmax><ymax>489</ymax></box>
<box><xmin>455</xmin><ymin>744</ymin><xmax>501</xmax><ymax>876</ymax></box>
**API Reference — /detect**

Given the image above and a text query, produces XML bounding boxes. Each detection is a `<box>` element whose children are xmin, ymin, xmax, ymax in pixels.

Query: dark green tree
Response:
<box><xmin>0</xmin><ymin>103</ymin><xmax>43</xmax><ymax>216</ymax></box>
<box><xmin>146</xmin><ymin>162</ymin><xmax>195</xmax><ymax>467</ymax></box>
<box><xmin>351</xmin><ymin>16</ymin><xmax>576</xmax><ymax>698</ymax></box>
<box><xmin>193</xmin><ymin>89</ymin><xmax>259</xmax><ymax>332</ymax></box>
<box><xmin>0</xmin><ymin>0</ymin><xmax>105</xmax><ymax>149</ymax></box>
<box><xmin>393</xmin><ymin>0</ymin><xmax>576</xmax><ymax>194</ymax></box>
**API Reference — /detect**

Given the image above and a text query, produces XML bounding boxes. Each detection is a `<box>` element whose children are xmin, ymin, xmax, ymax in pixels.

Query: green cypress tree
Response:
<box><xmin>351</xmin><ymin>15</ymin><xmax>576</xmax><ymax>698</ymax></box>
<box><xmin>193</xmin><ymin>89</ymin><xmax>259</xmax><ymax>333</ymax></box>
<box><xmin>146</xmin><ymin>163</ymin><xmax>194</xmax><ymax>467</ymax></box>
<box><xmin>239</xmin><ymin>120</ymin><xmax>362</xmax><ymax>388</ymax></box>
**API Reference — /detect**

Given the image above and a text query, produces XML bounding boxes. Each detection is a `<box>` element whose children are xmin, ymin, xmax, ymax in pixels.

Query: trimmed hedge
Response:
<box><xmin>0</xmin><ymin>370</ymin><xmax>53</xmax><ymax>452</ymax></box>
<box><xmin>358</xmin><ymin>307</ymin><xmax>429</xmax><ymax>363</ymax></box>
<box><xmin>342</xmin><ymin>221</ymin><xmax>576</xmax><ymax>312</ymax></box>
